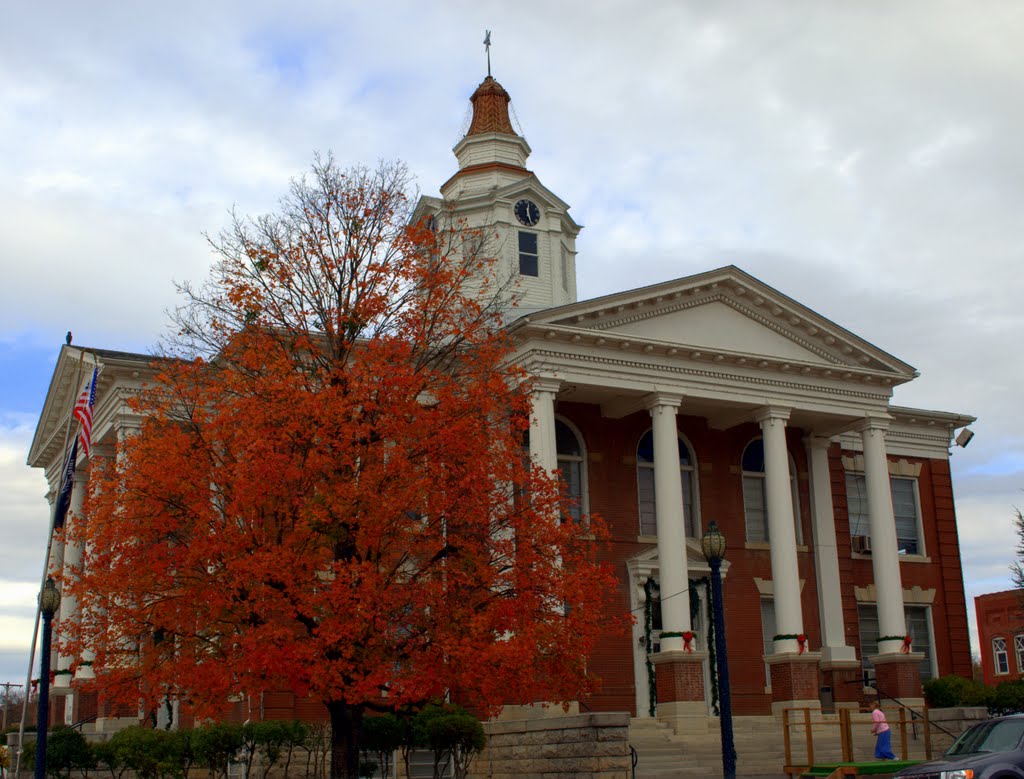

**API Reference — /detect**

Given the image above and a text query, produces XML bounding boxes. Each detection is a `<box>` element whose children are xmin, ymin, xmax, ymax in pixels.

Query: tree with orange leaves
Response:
<box><xmin>65</xmin><ymin>157</ymin><xmax>618</xmax><ymax>779</ymax></box>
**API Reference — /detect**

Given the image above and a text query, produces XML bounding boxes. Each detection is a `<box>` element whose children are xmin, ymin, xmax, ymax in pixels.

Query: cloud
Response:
<box><xmin>1</xmin><ymin>0</ymin><xmax>1023</xmax><ymax>675</ymax></box>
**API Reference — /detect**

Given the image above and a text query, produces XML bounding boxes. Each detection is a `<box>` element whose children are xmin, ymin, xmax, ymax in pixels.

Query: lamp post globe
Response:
<box><xmin>702</xmin><ymin>522</ymin><xmax>736</xmax><ymax>779</ymax></box>
<box><xmin>35</xmin><ymin>577</ymin><xmax>61</xmax><ymax>779</ymax></box>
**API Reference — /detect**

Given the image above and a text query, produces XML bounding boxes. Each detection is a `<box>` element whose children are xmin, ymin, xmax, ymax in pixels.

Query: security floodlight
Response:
<box><xmin>955</xmin><ymin>428</ymin><xmax>975</xmax><ymax>448</ymax></box>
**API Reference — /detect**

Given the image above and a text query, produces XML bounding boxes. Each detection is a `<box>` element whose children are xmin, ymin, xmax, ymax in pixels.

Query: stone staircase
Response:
<box><xmin>628</xmin><ymin>712</ymin><xmax>952</xmax><ymax>778</ymax></box>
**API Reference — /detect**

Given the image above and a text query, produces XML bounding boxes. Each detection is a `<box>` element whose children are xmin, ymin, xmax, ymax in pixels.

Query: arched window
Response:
<box><xmin>556</xmin><ymin>418</ymin><xmax>587</xmax><ymax>524</ymax></box>
<box><xmin>741</xmin><ymin>439</ymin><xmax>802</xmax><ymax>544</ymax></box>
<box><xmin>994</xmin><ymin>637</ymin><xmax>1010</xmax><ymax>675</ymax></box>
<box><xmin>636</xmin><ymin>430</ymin><xmax>699</xmax><ymax>538</ymax></box>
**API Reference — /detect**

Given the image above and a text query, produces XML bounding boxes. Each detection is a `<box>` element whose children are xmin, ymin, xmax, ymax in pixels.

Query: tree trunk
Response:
<box><xmin>327</xmin><ymin>701</ymin><xmax>363</xmax><ymax>779</ymax></box>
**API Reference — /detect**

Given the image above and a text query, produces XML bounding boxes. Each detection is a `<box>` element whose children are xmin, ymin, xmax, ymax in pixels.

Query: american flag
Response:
<box><xmin>73</xmin><ymin>367</ymin><xmax>97</xmax><ymax>457</ymax></box>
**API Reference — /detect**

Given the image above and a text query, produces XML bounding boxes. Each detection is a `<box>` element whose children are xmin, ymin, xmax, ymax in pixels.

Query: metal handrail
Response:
<box><xmin>629</xmin><ymin>744</ymin><xmax>638</xmax><ymax>779</ymax></box>
<box><xmin>870</xmin><ymin>682</ymin><xmax>959</xmax><ymax>743</ymax></box>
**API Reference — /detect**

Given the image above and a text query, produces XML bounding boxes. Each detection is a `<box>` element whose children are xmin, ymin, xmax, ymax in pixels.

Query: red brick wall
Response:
<box><xmin>837</xmin><ymin>449</ymin><xmax>973</xmax><ymax>682</ymax></box>
<box><xmin>654</xmin><ymin>657</ymin><xmax>706</xmax><ymax>703</ymax></box>
<box><xmin>556</xmin><ymin>404</ymin><xmax>970</xmax><ymax>718</ymax></box>
<box><xmin>769</xmin><ymin>660</ymin><xmax>820</xmax><ymax>703</ymax></box>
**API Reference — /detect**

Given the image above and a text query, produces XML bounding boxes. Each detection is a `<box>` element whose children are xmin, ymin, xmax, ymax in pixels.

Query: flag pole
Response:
<box><xmin>14</xmin><ymin>348</ymin><xmax>93</xmax><ymax>775</ymax></box>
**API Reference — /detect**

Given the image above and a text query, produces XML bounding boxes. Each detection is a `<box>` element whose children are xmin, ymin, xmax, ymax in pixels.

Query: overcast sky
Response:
<box><xmin>2</xmin><ymin>1</ymin><xmax>1022</xmax><ymax>689</ymax></box>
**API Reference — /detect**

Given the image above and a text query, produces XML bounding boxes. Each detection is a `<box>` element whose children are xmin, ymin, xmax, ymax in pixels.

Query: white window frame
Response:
<box><xmin>995</xmin><ymin>637</ymin><xmax>1010</xmax><ymax>675</ymax></box>
<box><xmin>858</xmin><ymin>603</ymin><xmax>936</xmax><ymax>682</ymax></box>
<box><xmin>636</xmin><ymin>430</ymin><xmax>699</xmax><ymax>539</ymax></box>
<box><xmin>1015</xmin><ymin>635</ymin><xmax>1024</xmax><ymax>673</ymax></box>
<box><xmin>845</xmin><ymin>473</ymin><xmax>925</xmax><ymax>556</ymax></box>
<box><xmin>555</xmin><ymin>416</ymin><xmax>588</xmax><ymax>524</ymax></box>
<box><xmin>741</xmin><ymin>438</ymin><xmax>802</xmax><ymax>545</ymax></box>
<box><xmin>761</xmin><ymin>598</ymin><xmax>776</xmax><ymax>691</ymax></box>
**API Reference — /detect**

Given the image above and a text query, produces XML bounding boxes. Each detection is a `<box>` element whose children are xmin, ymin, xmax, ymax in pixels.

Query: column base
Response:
<box><xmin>869</xmin><ymin>652</ymin><xmax>925</xmax><ymax>701</ymax></box>
<box><xmin>820</xmin><ymin>659</ymin><xmax>865</xmax><ymax>708</ymax></box>
<box><xmin>766</xmin><ymin>651</ymin><xmax>822</xmax><ymax>713</ymax></box>
<box><xmin>650</xmin><ymin>649</ymin><xmax>708</xmax><ymax>730</ymax></box>
<box><xmin>73</xmin><ymin>689</ymin><xmax>99</xmax><ymax>725</ymax></box>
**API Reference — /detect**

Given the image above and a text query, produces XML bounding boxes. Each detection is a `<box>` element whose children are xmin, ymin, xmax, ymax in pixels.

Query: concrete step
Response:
<box><xmin>628</xmin><ymin>716</ymin><xmax>937</xmax><ymax>778</ymax></box>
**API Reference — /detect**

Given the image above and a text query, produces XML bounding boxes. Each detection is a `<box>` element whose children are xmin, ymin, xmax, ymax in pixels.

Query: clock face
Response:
<box><xmin>515</xmin><ymin>199</ymin><xmax>540</xmax><ymax>226</ymax></box>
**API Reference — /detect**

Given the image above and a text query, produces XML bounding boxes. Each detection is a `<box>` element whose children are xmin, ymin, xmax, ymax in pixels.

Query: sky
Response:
<box><xmin>2</xmin><ymin>1</ymin><xmax>1023</xmax><ymax>689</ymax></box>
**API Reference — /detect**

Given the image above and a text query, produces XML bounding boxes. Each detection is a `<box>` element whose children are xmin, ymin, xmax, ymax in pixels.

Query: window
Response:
<box><xmin>994</xmin><ymin>637</ymin><xmax>1010</xmax><ymax>675</ymax></box>
<box><xmin>846</xmin><ymin>474</ymin><xmax>922</xmax><ymax>555</ymax></box>
<box><xmin>555</xmin><ymin>419</ymin><xmax>586</xmax><ymax>524</ymax></box>
<box><xmin>858</xmin><ymin>604</ymin><xmax>935</xmax><ymax>682</ymax></box>
<box><xmin>1015</xmin><ymin>635</ymin><xmax>1024</xmax><ymax>672</ymax></box>
<box><xmin>741</xmin><ymin>439</ymin><xmax>802</xmax><ymax>544</ymax></box>
<box><xmin>518</xmin><ymin>231</ymin><xmax>538</xmax><ymax>276</ymax></box>
<box><xmin>636</xmin><ymin>430</ymin><xmax>698</xmax><ymax>538</ymax></box>
<box><xmin>761</xmin><ymin>599</ymin><xmax>776</xmax><ymax>689</ymax></box>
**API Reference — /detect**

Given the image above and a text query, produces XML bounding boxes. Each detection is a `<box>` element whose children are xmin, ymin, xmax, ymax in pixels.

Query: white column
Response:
<box><xmin>528</xmin><ymin>379</ymin><xmax>560</xmax><ymax>476</ymax></box>
<box><xmin>860</xmin><ymin>419</ymin><xmax>907</xmax><ymax>654</ymax></box>
<box><xmin>647</xmin><ymin>393</ymin><xmax>692</xmax><ymax>651</ymax></box>
<box><xmin>806</xmin><ymin>435</ymin><xmax>856</xmax><ymax>663</ymax></box>
<box><xmin>757</xmin><ymin>407</ymin><xmax>803</xmax><ymax>654</ymax></box>
<box><xmin>56</xmin><ymin>472</ymin><xmax>88</xmax><ymax>694</ymax></box>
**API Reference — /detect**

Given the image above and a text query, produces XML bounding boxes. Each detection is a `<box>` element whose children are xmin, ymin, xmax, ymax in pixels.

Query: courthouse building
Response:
<box><xmin>29</xmin><ymin>73</ymin><xmax>975</xmax><ymax>733</ymax></box>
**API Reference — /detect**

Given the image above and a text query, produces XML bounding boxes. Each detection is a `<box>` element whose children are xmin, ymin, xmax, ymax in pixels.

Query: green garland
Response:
<box><xmin>643</xmin><ymin>576</ymin><xmax>720</xmax><ymax>717</ymax></box>
<box><xmin>643</xmin><ymin>577</ymin><xmax>658</xmax><ymax>717</ymax></box>
<box><xmin>698</xmin><ymin>577</ymin><xmax>719</xmax><ymax>717</ymax></box>
<box><xmin>879</xmin><ymin>634</ymin><xmax>911</xmax><ymax>643</ymax></box>
<box><xmin>773</xmin><ymin>633</ymin><xmax>802</xmax><ymax>641</ymax></box>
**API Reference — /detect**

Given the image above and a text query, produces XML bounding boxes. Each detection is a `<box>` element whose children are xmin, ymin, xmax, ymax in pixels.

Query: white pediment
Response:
<box><xmin>524</xmin><ymin>266</ymin><xmax>916</xmax><ymax>377</ymax></box>
<box><xmin>602</xmin><ymin>299</ymin><xmax>833</xmax><ymax>366</ymax></box>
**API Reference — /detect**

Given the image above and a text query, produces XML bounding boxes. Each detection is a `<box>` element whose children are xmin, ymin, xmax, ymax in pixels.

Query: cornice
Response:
<box><xmin>515</xmin><ymin>346</ymin><xmax>892</xmax><ymax>404</ymax></box>
<box><xmin>515</xmin><ymin>327</ymin><xmax>902</xmax><ymax>394</ymax></box>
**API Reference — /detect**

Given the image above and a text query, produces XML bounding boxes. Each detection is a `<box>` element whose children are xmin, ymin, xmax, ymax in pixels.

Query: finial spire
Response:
<box><xmin>483</xmin><ymin>30</ymin><xmax>492</xmax><ymax>77</ymax></box>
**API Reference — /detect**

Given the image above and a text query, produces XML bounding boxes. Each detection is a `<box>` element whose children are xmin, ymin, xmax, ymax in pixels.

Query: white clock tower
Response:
<box><xmin>416</xmin><ymin>75</ymin><xmax>582</xmax><ymax>318</ymax></box>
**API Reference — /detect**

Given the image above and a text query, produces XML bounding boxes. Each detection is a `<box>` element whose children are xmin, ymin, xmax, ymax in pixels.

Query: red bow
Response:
<box><xmin>901</xmin><ymin>635</ymin><xmax>913</xmax><ymax>654</ymax></box>
<box><xmin>682</xmin><ymin>631</ymin><xmax>695</xmax><ymax>652</ymax></box>
<box><xmin>797</xmin><ymin>634</ymin><xmax>807</xmax><ymax>654</ymax></box>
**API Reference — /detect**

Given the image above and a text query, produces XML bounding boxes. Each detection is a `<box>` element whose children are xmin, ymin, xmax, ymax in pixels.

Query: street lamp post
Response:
<box><xmin>35</xmin><ymin>577</ymin><xmax>61</xmax><ymax>779</ymax></box>
<box><xmin>701</xmin><ymin>522</ymin><xmax>736</xmax><ymax>779</ymax></box>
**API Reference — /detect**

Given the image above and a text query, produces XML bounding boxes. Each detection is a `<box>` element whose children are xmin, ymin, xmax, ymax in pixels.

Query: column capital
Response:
<box><xmin>853</xmin><ymin>415</ymin><xmax>891</xmax><ymax>434</ymax></box>
<box><xmin>754</xmin><ymin>405</ymin><xmax>791</xmax><ymax>425</ymax></box>
<box><xmin>531</xmin><ymin>376</ymin><xmax>563</xmax><ymax>396</ymax></box>
<box><xmin>643</xmin><ymin>391</ymin><xmax>685</xmax><ymax>413</ymax></box>
<box><xmin>804</xmin><ymin>433</ymin><xmax>835</xmax><ymax>450</ymax></box>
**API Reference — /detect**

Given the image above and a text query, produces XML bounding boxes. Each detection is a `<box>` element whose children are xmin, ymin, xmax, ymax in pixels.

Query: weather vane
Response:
<box><xmin>483</xmin><ymin>30</ymin><xmax>492</xmax><ymax>77</ymax></box>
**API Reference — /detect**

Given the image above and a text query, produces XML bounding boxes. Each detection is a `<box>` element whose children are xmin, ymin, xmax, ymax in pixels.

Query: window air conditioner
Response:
<box><xmin>852</xmin><ymin>535</ymin><xmax>872</xmax><ymax>554</ymax></box>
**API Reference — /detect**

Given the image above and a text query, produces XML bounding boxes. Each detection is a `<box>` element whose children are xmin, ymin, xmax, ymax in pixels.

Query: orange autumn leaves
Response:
<box><xmin>64</xmin><ymin>158</ymin><xmax>621</xmax><ymax>726</ymax></box>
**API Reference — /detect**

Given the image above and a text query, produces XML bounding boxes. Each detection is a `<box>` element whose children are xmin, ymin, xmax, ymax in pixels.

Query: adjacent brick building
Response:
<box><xmin>976</xmin><ymin>589</ymin><xmax>1024</xmax><ymax>687</ymax></box>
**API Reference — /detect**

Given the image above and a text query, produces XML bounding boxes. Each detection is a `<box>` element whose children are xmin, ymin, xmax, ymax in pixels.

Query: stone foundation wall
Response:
<box><xmin>471</xmin><ymin>712</ymin><xmax>631</xmax><ymax>779</ymax></box>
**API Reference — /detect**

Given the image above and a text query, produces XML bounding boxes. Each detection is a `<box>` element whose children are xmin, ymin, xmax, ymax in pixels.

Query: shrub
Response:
<box><xmin>18</xmin><ymin>728</ymin><xmax>93</xmax><ymax>779</ymax></box>
<box><xmin>360</xmin><ymin>714</ymin><xmax>403</xmax><ymax>779</ymax></box>
<box><xmin>990</xmin><ymin>679</ymin><xmax>1024</xmax><ymax>716</ymax></box>
<box><xmin>46</xmin><ymin>727</ymin><xmax>94</xmax><ymax>779</ymax></box>
<box><xmin>923</xmin><ymin>674</ymin><xmax>993</xmax><ymax>708</ymax></box>
<box><xmin>410</xmin><ymin>704</ymin><xmax>485</xmax><ymax>779</ymax></box>
<box><xmin>192</xmin><ymin>723</ymin><xmax>243</xmax><ymax>779</ymax></box>
<box><xmin>106</xmin><ymin>726</ymin><xmax>173</xmax><ymax>779</ymax></box>
<box><xmin>424</xmin><ymin>714</ymin><xmax>484</xmax><ymax>779</ymax></box>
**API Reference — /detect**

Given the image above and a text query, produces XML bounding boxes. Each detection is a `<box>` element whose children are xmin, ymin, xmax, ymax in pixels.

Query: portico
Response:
<box><xmin>516</xmin><ymin>265</ymin><xmax>955</xmax><ymax>721</ymax></box>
